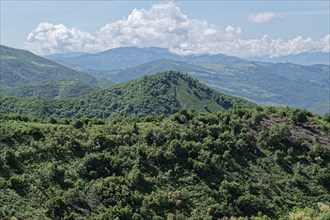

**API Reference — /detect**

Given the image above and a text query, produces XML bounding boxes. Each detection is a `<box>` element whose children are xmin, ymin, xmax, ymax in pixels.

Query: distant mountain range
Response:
<box><xmin>47</xmin><ymin>47</ymin><xmax>329</xmax><ymax>70</ymax></box>
<box><xmin>0</xmin><ymin>71</ymin><xmax>255</xmax><ymax>119</ymax></box>
<box><xmin>46</xmin><ymin>47</ymin><xmax>182</xmax><ymax>70</ymax></box>
<box><xmin>45</xmin><ymin>46</ymin><xmax>247</xmax><ymax>70</ymax></box>
<box><xmin>248</xmin><ymin>51</ymin><xmax>330</xmax><ymax>65</ymax></box>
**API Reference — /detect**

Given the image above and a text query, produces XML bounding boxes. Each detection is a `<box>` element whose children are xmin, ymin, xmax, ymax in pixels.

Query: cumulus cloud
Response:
<box><xmin>228</xmin><ymin>34</ymin><xmax>330</xmax><ymax>57</ymax></box>
<box><xmin>96</xmin><ymin>2</ymin><xmax>243</xmax><ymax>55</ymax></box>
<box><xmin>247</xmin><ymin>11</ymin><xmax>282</xmax><ymax>24</ymax></box>
<box><xmin>24</xmin><ymin>2</ymin><xmax>329</xmax><ymax>58</ymax></box>
<box><xmin>25</xmin><ymin>23</ymin><xmax>100</xmax><ymax>55</ymax></box>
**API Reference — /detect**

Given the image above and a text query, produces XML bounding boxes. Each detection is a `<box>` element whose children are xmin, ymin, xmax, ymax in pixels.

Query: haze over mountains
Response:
<box><xmin>47</xmin><ymin>47</ymin><xmax>329</xmax><ymax>69</ymax></box>
<box><xmin>45</xmin><ymin>46</ymin><xmax>330</xmax><ymax>114</ymax></box>
<box><xmin>248</xmin><ymin>50</ymin><xmax>330</xmax><ymax>65</ymax></box>
<box><xmin>47</xmin><ymin>47</ymin><xmax>183</xmax><ymax>70</ymax></box>
<box><xmin>46</xmin><ymin>46</ymin><xmax>250</xmax><ymax>71</ymax></box>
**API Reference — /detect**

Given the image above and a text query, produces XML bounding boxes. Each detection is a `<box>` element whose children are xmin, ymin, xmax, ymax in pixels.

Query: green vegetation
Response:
<box><xmin>1</xmin><ymin>80</ymin><xmax>100</xmax><ymax>99</ymax></box>
<box><xmin>105</xmin><ymin>59</ymin><xmax>329</xmax><ymax>114</ymax></box>
<box><xmin>0</xmin><ymin>71</ymin><xmax>255</xmax><ymax>119</ymax></box>
<box><xmin>1</xmin><ymin>45</ymin><xmax>329</xmax><ymax>219</ymax></box>
<box><xmin>0</xmin><ymin>106</ymin><xmax>329</xmax><ymax>219</ymax></box>
<box><xmin>48</xmin><ymin>47</ymin><xmax>330</xmax><ymax>114</ymax></box>
<box><xmin>0</xmin><ymin>45</ymin><xmax>111</xmax><ymax>89</ymax></box>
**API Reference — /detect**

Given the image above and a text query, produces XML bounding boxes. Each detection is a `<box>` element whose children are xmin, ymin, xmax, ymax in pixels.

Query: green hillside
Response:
<box><xmin>107</xmin><ymin>59</ymin><xmax>329</xmax><ymax>113</ymax></box>
<box><xmin>0</xmin><ymin>71</ymin><xmax>255</xmax><ymax>119</ymax></box>
<box><xmin>0</xmin><ymin>107</ymin><xmax>329</xmax><ymax>219</ymax></box>
<box><xmin>0</xmin><ymin>45</ymin><xmax>110</xmax><ymax>88</ymax></box>
<box><xmin>1</xmin><ymin>80</ymin><xmax>100</xmax><ymax>99</ymax></box>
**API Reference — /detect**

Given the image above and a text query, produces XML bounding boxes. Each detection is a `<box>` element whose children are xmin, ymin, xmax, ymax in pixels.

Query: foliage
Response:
<box><xmin>0</xmin><ymin>107</ymin><xmax>329</xmax><ymax>219</ymax></box>
<box><xmin>0</xmin><ymin>45</ymin><xmax>111</xmax><ymax>89</ymax></box>
<box><xmin>1</xmin><ymin>80</ymin><xmax>100</xmax><ymax>99</ymax></box>
<box><xmin>287</xmin><ymin>202</ymin><xmax>330</xmax><ymax>220</ymax></box>
<box><xmin>0</xmin><ymin>71</ymin><xmax>256</xmax><ymax>119</ymax></box>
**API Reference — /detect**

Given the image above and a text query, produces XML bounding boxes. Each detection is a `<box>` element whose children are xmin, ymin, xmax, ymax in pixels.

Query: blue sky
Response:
<box><xmin>1</xmin><ymin>1</ymin><xmax>329</xmax><ymax>57</ymax></box>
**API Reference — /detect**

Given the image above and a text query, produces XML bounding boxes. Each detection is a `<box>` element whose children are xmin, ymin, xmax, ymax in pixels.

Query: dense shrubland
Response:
<box><xmin>0</xmin><ymin>107</ymin><xmax>329</xmax><ymax>219</ymax></box>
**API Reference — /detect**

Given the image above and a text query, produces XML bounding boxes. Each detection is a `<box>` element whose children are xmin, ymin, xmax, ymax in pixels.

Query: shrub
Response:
<box><xmin>72</xmin><ymin>120</ymin><xmax>84</xmax><ymax>129</ymax></box>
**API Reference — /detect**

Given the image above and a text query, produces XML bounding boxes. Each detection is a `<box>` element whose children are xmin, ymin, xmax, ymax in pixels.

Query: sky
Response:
<box><xmin>1</xmin><ymin>1</ymin><xmax>329</xmax><ymax>58</ymax></box>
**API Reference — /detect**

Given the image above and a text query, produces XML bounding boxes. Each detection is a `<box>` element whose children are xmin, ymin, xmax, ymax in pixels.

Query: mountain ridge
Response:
<box><xmin>99</xmin><ymin>59</ymin><xmax>329</xmax><ymax>113</ymax></box>
<box><xmin>50</xmin><ymin>46</ymin><xmax>183</xmax><ymax>70</ymax></box>
<box><xmin>0</xmin><ymin>45</ymin><xmax>111</xmax><ymax>89</ymax></box>
<box><xmin>0</xmin><ymin>71</ymin><xmax>256</xmax><ymax>119</ymax></box>
<box><xmin>45</xmin><ymin>46</ymin><xmax>329</xmax><ymax>71</ymax></box>
<box><xmin>45</xmin><ymin>46</ymin><xmax>249</xmax><ymax>70</ymax></box>
<box><xmin>248</xmin><ymin>51</ymin><xmax>330</xmax><ymax>65</ymax></box>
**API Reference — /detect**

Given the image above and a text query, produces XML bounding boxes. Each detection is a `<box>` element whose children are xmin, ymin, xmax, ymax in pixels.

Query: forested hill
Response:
<box><xmin>0</xmin><ymin>71</ymin><xmax>255</xmax><ymax>119</ymax></box>
<box><xmin>0</xmin><ymin>107</ymin><xmax>329</xmax><ymax>219</ymax></box>
<box><xmin>0</xmin><ymin>45</ymin><xmax>109</xmax><ymax>88</ymax></box>
<box><xmin>102</xmin><ymin>59</ymin><xmax>329</xmax><ymax>114</ymax></box>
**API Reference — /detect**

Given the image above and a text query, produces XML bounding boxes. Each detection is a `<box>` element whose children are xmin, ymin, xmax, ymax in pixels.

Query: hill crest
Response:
<box><xmin>0</xmin><ymin>71</ymin><xmax>256</xmax><ymax>119</ymax></box>
<box><xmin>0</xmin><ymin>44</ymin><xmax>109</xmax><ymax>88</ymax></box>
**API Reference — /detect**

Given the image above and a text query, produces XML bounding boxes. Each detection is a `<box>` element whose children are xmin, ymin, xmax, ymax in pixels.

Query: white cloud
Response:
<box><xmin>24</xmin><ymin>2</ymin><xmax>329</xmax><ymax>58</ymax></box>
<box><xmin>247</xmin><ymin>11</ymin><xmax>282</xmax><ymax>24</ymax></box>
<box><xmin>25</xmin><ymin>22</ymin><xmax>101</xmax><ymax>55</ymax></box>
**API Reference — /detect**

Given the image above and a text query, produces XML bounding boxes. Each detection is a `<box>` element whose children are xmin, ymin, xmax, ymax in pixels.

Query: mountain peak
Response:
<box><xmin>0</xmin><ymin>71</ymin><xmax>256</xmax><ymax>119</ymax></box>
